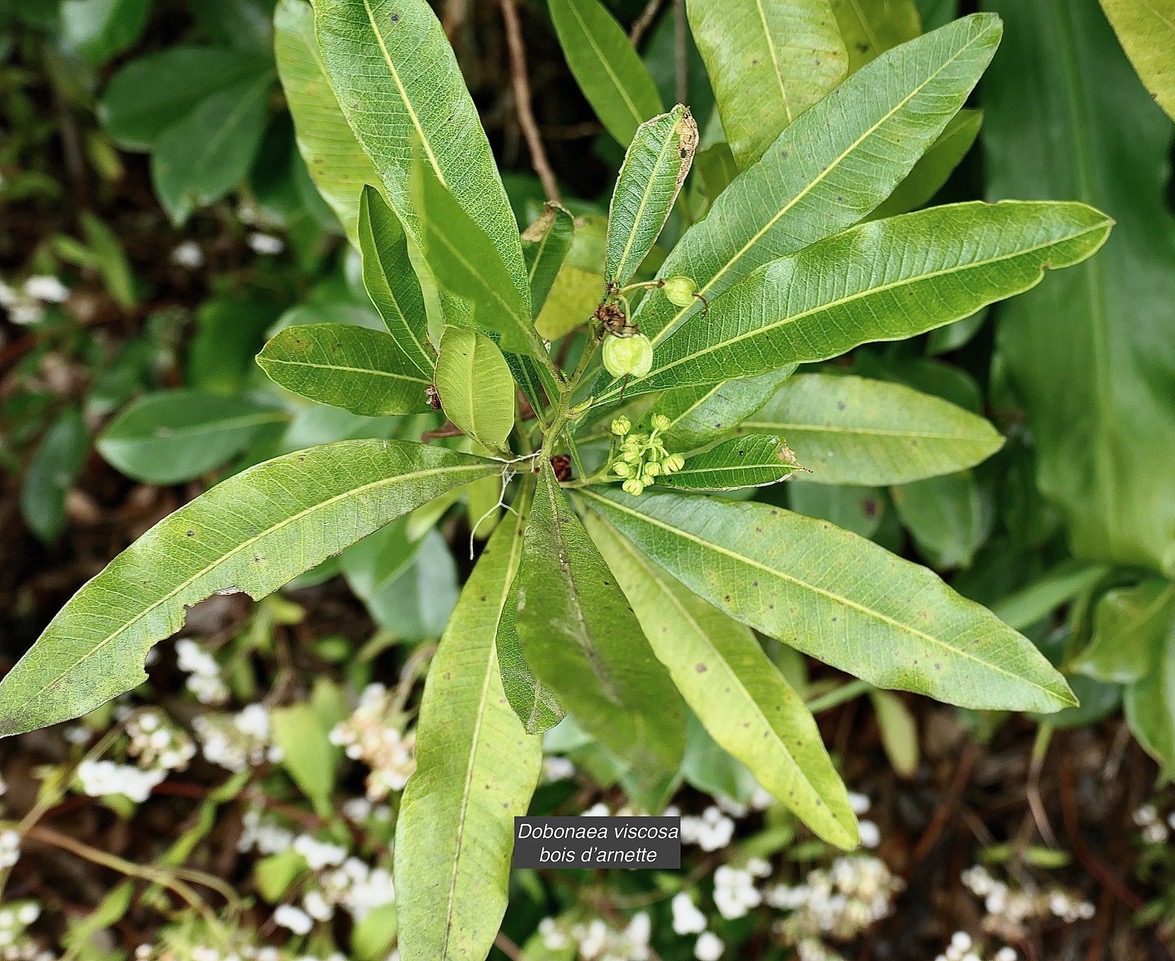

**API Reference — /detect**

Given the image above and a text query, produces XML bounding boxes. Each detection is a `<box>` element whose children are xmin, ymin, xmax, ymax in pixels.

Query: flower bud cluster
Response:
<box><xmin>538</xmin><ymin>912</ymin><xmax>651</xmax><ymax>961</ymax></box>
<box><xmin>126</xmin><ymin>709</ymin><xmax>197</xmax><ymax>774</ymax></box>
<box><xmin>934</xmin><ymin>930</ymin><xmax>1018</xmax><ymax>961</ymax></box>
<box><xmin>609</xmin><ymin>415</ymin><xmax>686</xmax><ymax>496</ymax></box>
<box><xmin>766</xmin><ymin>855</ymin><xmax>904</xmax><ymax>946</ymax></box>
<box><xmin>0</xmin><ymin>901</ymin><xmax>49</xmax><ymax>961</ymax></box>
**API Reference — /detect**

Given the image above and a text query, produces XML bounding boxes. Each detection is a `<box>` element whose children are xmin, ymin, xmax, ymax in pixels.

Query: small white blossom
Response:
<box><xmin>713</xmin><ymin>865</ymin><xmax>762</xmax><ymax>919</ymax></box>
<box><xmin>23</xmin><ymin>276</ymin><xmax>69</xmax><ymax>303</ymax></box>
<box><xmin>694</xmin><ymin>931</ymin><xmax>724</xmax><ymax>961</ymax></box>
<box><xmin>671</xmin><ymin>892</ymin><xmax>707</xmax><ymax>935</ymax></box>
<box><xmin>293</xmin><ymin>835</ymin><xmax>347</xmax><ymax>871</ymax></box>
<box><xmin>857</xmin><ymin>820</ymin><xmax>881</xmax><ymax>849</ymax></box>
<box><xmin>76</xmin><ymin>760</ymin><xmax>166</xmax><ymax>803</ymax></box>
<box><xmin>331</xmin><ymin>685</ymin><xmax>415</xmax><ymax>799</ymax></box>
<box><xmin>170</xmin><ymin>241</ymin><xmax>205</xmax><ymax>268</ymax></box>
<box><xmin>542</xmin><ymin>756</ymin><xmax>575</xmax><ymax>783</ymax></box>
<box><xmin>273</xmin><ymin>904</ymin><xmax>313</xmax><ymax>935</ymax></box>
<box><xmin>0</xmin><ymin>832</ymin><xmax>20</xmax><ymax>869</ymax></box>
<box><xmin>681</xmin><ymin>806</ymin><xmax>734</xmax><ymax>852</ymax></box>
<box><xmin>248</xmin><ymin>233</ymin><xmax>285</xmax><ymax>256</ymax></box>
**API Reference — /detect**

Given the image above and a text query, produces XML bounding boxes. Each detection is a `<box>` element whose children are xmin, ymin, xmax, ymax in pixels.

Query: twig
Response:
<box><xmin>1025</xmin><ymin>722</ymin><xmax>1060</xmax><ymax>849</ymax></box>
<box><xmin>1058</xmin><ymin>752</ymin><xmax>1142</xmax><ymax>912</ymax></box>
<box><xmin>494</xmin><ymin>932</ymin><xmax>523</xmax><ymax>961</ymax></box>
<box><xmin>499</xmin><ymin>0</ymin><xmax>562</xmax><ymax>202</ymax></box>
<box><xmin>673</xmin><ymin>0</ymin><xmax>688</xmax><ymax>106</ymax></box>
<box><xmin>629</xmin><ymin>0</ymin><xmax>664</xmax><ymax>46</ymax></box>
<box><xmin>907</xmin><ymin>739</ymin><xmax>977</xmax><ymax>875</ymax></box>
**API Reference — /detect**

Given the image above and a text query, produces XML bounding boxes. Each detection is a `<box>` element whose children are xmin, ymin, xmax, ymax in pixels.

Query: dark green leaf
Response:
<box><xmin>578</xmin><ymin>487</ymin><xmax>1077</xmax><ymax>712</ymax></box>
<box><xmin>659</xmin><ymin>435</ymin><xmax>802</xmax><ymax>491</ymax></box>
<box><xmin>258</xmin><ymin>323</ymin><xmax>433</xmax><ymax>417</ymax></box>
<box><xmin>0</xmin><ymin>441</ymin><xmax>499</xmax><ymax>736</ymax></box>
<box><xmin>1077</xmin><ymin>579</ymin><xmax>1174</xmax><ymax>684</ymax></box>
<box><xmin>522</xmin><ymin>203</ymin><xmax>576</xmax><ymax>317</ymax></box>
<box><xmin>21</xmin><ymin>407</ymin><xmax>88</xmax><ymax>543</ymax></box>
<box><xmin>97</xmin><ymin>391</ymin><xmax>288</xmax><ymax>485</ymax></box>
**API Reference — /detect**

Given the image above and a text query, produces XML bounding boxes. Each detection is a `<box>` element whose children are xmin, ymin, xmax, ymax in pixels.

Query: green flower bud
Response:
<box><xmin>610</xmin><ymin>416</ymin><xmax>631</xmax><ymax>436</ymax></box>
<box><xmin>622</xmin><ymin>478</ymin><xmax>646</xmax><ymax>496</ymax></box>
<box><xmin>651</xmin><ymin>414</ymin><xmax>671</xmax><ymax>432</ymax></box>
<box><xmin>664</xmin><ymin>453</ymin><xmax>685</xmax><ymax>472</ymax></box>
<box><xmin>612</xmin><ymin>461</ymin><xmax>632</xmax><ymax>477</ymax></box>
<box><xmin>644</xmin><ymin>461</ymin><xmax>661</xmax><ymax>477</ymax></box>
<box><xmin>661</xmin><ymin>275</ymin><xmax>697</xmax><ymax>307</ymax></box>
<box><xmin>602</xmin><ymin>332</ymin><xmax>654</xmax><ymax>379</ymax></box>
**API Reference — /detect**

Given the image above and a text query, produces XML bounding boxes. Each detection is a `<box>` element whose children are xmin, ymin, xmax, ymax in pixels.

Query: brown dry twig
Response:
<box><xmin>498</xmin><ymin>0</ymin><xmax>561</xmax><ymax>202</ymax></box>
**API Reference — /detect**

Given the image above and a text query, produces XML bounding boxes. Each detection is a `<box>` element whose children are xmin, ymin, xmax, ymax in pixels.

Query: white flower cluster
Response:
<box><xmin>538</xmin><ymin>913</ymin><xmax>651</xmax><ymax>961</ymax></box>
<box><xmin>126</xmin><ymin>710</ymin><xmax>196</xmax><ymax>773</ymax></box>
<box><xmin>0</xmin><ymin>276</ymin><xmax>69</xmax><ymax>326</ymax></box>
<box><xmin>672</xmin><ymin>893</ymin><xmax>727</xmax><ymax>960</ymax></box>
<box><xmin>134</xmin><ymin>938</ymin><xmax>289</xmax><ymax>961</ymax></box>
<box><xmin>192</xmin><ymin>704</ymin><xmax>281</xmax><ymax>771</ymax></box>
<box><xmin>237</xmin><ymin>809</ymin><xmax>294</xmax><ymax>855</ymax></box>
<box><xmin>713</xmin><ymin>860</ymin><xmax>771</xmax><ymax>919</ymax></box>
<box><xmin>76</xmin><ymin>760</ymin><xmax>166</xmax><ymax>804</ymax></box>
<box><xmin>934</xmin><ymin>930</ymin><xmax>1018</xmax><ymax>961</ymax></box>
<box><xmin>0</xmin><ymin>833</ymin><xmax>18</xmax><ymax>870</ymax></box>
<box><xmin>175</xmin><ymin>639</ymin><xmax>228</xmax><ymax>706</ymax></box>
<box><xmin>960</xmin><ymin>865</ymin><xmax>1094</xmax><ymax>942</ymax></box>
<box><xmin>1133</xmin><ymin>803</ymin><xmax>1175</xmax><ymax>845</ymax></box>
<box><xmin>678</xmin><ymin>806</ymin><xmax>734</xmax><ymax>852</ymax></box>
<box><xmin>0</xmin><ymin>901</ymin><xmax>51</xmax><ymax>961</ymax></box>
<box><xmin>329</xmin><ymin>684</ymin><xmax>415</xmax><ymax>800</ymax></box>
<box><xmin>247</xmin><ymin>233</ymin><xmax>285</xmax><ymax>256</ymax></box>
<box><xmin>340</xmin><ymin>797</ymin><xmax>393</xmax><ymax>825</ymax></box>
<box><xmin>766</xmin><ymin>854</ymin><xmax>904</xmax><ymax>949</ymax></box>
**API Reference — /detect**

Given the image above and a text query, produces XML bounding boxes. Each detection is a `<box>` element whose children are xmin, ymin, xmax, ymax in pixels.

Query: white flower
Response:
<box><xmin>248</xmin><ymin>233</ymin><xmax>285</xmax><ymax>256</ymax></box>
<box><xmin>538</xmin><ymin>917</ymin><xmax>568</xmax><ymax>950</ymax></box>
<box><xmin>293</xmin><ymin>835</ymin><xmax>347</xmax><ymax>871</ymax></box>
<box><xmin>994</xmin><ymin>949</ymin><xmax>1017</xmax><ymax>961</ymax></box>
<box><xmin>0</xmin><ymin>831</ymin><xmax>20</xmax><ymax>869</ymax></box>
<box><xmin>694</xmin><ymin>931</ymin><xmax>724</xmax><ymax>961</ymax></box>
<box><xmin>24</xmin><ymin>276</ymin><xmax>69</xmax><ymax>303</ymax></box>
<box><xmin>671</xmin><ymin>892</ymin><xmax>707</xmax><ymax>935</ymax></box>
<box><xmin>713</xmin><ymin>865</ymin><xmax>761</xmax><ymax>919</ymax></box>
<box><xmin>302</xmin><ymin>890</ymin><xmax>334</xmax><ymax>922</ymax></box>
<box><xmin>857</xmin><ymin>820</ymin><xmax>881</xmax><ymax>849</ymax></box>
<box><xmin>170</xmin><ymin>241</ymin><xmax>205</xmax><ymax>268</ymax></box>
<box><xmin>581</xmin><ymin>802</ymin><xmax>610</xmax><ymax>817</ymax></box>
<box><xmin>76</xmin><ymin>759</ymin><xmax>165</xmax><ymax>803</ymax></box>
<box><xmin>847</xmin><ymin>792</ymin><xmax>871</xmax><ymax>815</ymax></box>
<box><xmin>273</xmin><ymin>904</ymin><xmax>313</xmax><ymax>935</ymax></box>
<box><xmin>542</xmin><ymin>756</ymin><xmax>575</xmax><ymax>782</ymax></box>
<box><xmin>625</xmin><ymin>911</ymin><xmax>651</xmax><ymax>959</ymax></box>
<box><xmin>681</xmin><ymin>806</ymin><xmax>734</xmax><ymax>852</ymax></box>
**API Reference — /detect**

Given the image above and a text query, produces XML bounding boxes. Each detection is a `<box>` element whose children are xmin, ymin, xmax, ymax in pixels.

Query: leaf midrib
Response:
<box><xmin>638</xmin><ymin>21</ymin><xmax>996</xmax><ymax>353</ymax></box>
<box><xmin>441</xmin><ymin>511</ymin><xmax>528</xmax><ymax>959</ymax></box>
<box><xmin>739</xmin><ymin>419</ymin><xmax>995</xmax><ymax>442</ymax></box>
<box><xmin>261</xmin><ymin>355</ymin><xmax>430</xmax><ymax>384</ymax></box>
<box><xmin>587</xmin><ymin>511</ymin><xmax>849</xmax><ymax>840</ymax></box>
<box><xmin>105</xmin><ymin>411</ymin><xmax>289</xmax><ymax>446</ymax></box>
<box><xmin>10</xmin><ymin>460</ymin><xmax>491</xmax><ymax>717</ymax></box>
<box><xmin>642</xmin><ymin>218</ymin><xmax>1107</xmax><ymax>389</ymax></box>
<box><xmin>610</xmin><ymin>117</ymin><xmax>681</xmax><ymax>285</ymax></box>
<box><xmin>577</xmin><ymin>488</ymin><xmax>1068</xmax><ymax>702</ymax></box>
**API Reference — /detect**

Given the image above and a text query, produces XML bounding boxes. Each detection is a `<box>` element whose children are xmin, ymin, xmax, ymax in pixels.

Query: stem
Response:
<box><xmin>805</xmin><ymin>678</ymin><xmax>870</xmax><ymax>714</ymax></box>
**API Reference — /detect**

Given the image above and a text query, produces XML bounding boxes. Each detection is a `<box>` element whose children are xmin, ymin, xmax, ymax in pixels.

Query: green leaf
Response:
<box><xmin>983</xmin><ymin>0</ymin><xmax>1175</xmax><ymax>573</ymax></box>
<box><xmin>151</xmin><ymin>72</ymin><xmax>274</xmax><ymax>224</ymax></box>
<box><xmin>651</xmin><ymin>367</ymin><xmax>798</xmax><ymax>452</ymax></box>
<box><xmin>315</xmin><ymin>0</ymin><xmax>526</xmax><ymax>291</ymax></box>
<box><xmin>789</xmin><ymin>482</ymin><xmax>886</xmax><ymax>538</ymax></box>
<box><xmin>659</xmin><ymin>435</ymin><xmax>802</xmax><ymax>491</ymax></box>
<box><xmin>434</xmin><ymin>327</ymin><xmax>516</xmax><ymax>452</ymax></box>
<box><xmin>548</xmin><ymin>0</ymin><xmax>664</xmax><ymax>145</ymax></box>
<box><xmin>689</xmin><ymin>0</ymin><xmax>848</xmax><ymax>168</ymax></box>
<box><xmin>1125</xmin><ymin>612</ymin><xmax>1175</xmax><ymax>776</ymax></box>
<box><xmin>832</xmin><ymin>0</ymin><xmax>921</xmax><ymax>71</ymax></box>
<box><xmin>97</xmin><ymin>391</ymin><xmax>288</xmax><ymax>485</ymax></box>
<box><xmin>357</xmin><ymin>186</ymin><xmax>433</xmax><ymax>369</ymax></box>
<box><xmin>352</xmin><ymin>902</ymin><xmax>398</xmax><ymax>961</ymax></box>
<box><xmin>395</xmin><ymin>505</ymin><xmax>542</xmax><ymax>961</ymax></box>
<box><xmin>621</xmin><ymin>201</ymin><xmax>1112</xmax><ymax>398</ymax></box>
<box><xmin>605</xmin><ymin>105</ymin><xmax>698</xmax><ymax>288</ymax></box>
<box><xmin>80</xmin><ymin>213</ymin><xmax>136</xmax><ymax>309</ymax></box>
<box><xmin>988</xmin><ymin>562</ymin><xmax>1109</xmax><ymax>632</ymax></box>
<box><xmin>275</xmin><ymin>0</ymin><xmax>389</xmax><ymax>244</ymax></box>
<box><xmin>736</xmin><ymin>374</ymin><xmax>1003</xmax><ymax>486</ymax></box>
<box><xmin>62</xmin><ymin>0</ymin><xmax>150</xmax><ymax>64</ymax></box>
<box><xmin>577</xmin><ymin>487</ymin><xmax>1076</xmax><ymax>712</ymax></box>
<box><xmin>21</xmin><ymin>407</ymin><xmax>88</xmax><ymax>543</ymax></box>
<box><xmin>891</xmin><ymin>471</ymin><xmax>983</xmax><ymax>569</ymax></box>
<box><xmin>1100</xmin><ymin>0</ymin><xmax>1175</xmax><ymax>122</ymax></box>
<box><xmin>583</xmin><ymin>510</ymin><xmax>858</xmax><ymax>847</ymax></box>
<box><xmin>255</xmin><ymin>849</ymin><xmax>307</xmax><ymax>903</ymax></box>
<box><xmin>516</xmin><ymin>464</ymin><xmax>686</xmax><ymax>801</ymax></box>
<box><xmin>626</xmin><ymin>14</ymin><xmax>1005</xmax><ymax>347</ymax></box>
<box><xmin>522</xmin><ymin>203</ymin><xmax>576</xmax><ymax>317</ymax></box>
<box><xmin>869</xmin><ymin>690</ymin><xmax>919</xmax><ymax>778</ymax></box>
<box><xmin>412</xmin><ymin>160</ymin><xmax>545</xmax><ymax>361</ymax></box>
<box><xmin>872</xmin><ymin>109</ymin><xmax>982</xmax><ymax>219</ymax></box>
<box><xmin>271</xmin><ymin>702</ymin><xmax>340</xmax><ymax>816</ymax></box>
<box><xmin>258</xmin><ymin>323</ymin><xmax>433</xmax><ymax>417</ymax></box>
<box><xmin>1077</xmin><ymin>580</ymin><xmax>1174</xmax><ymax>684</ymax></box>
<box><xmin>99</xmin><ymin>47</ymin><xmax>270</xmax><ymax>150</ymax></box>
<box><xmin>494</xmin><ymin>482</ymin><xmax>566</xmax><ymax>733</ymax></box>
<box><xmin>0</xmin><ymin>440</ymin><xmax>498</xmax><ymax>736</ymax></box>
<box><xmin>535</xmin><ymin>214</ymin><xmax>607</xmax><ymax>341</ymax></box>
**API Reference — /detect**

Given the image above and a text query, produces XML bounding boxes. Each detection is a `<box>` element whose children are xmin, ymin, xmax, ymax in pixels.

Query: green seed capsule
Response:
<box><xmin>661</xmin><ymin>275</ymin><xmax>697</xmax><ymax>307</ymax></box>
<box><xmin>602</xmin><ymin>332</ymin><xmax>654</xmax><ymax>379</ymax></box>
